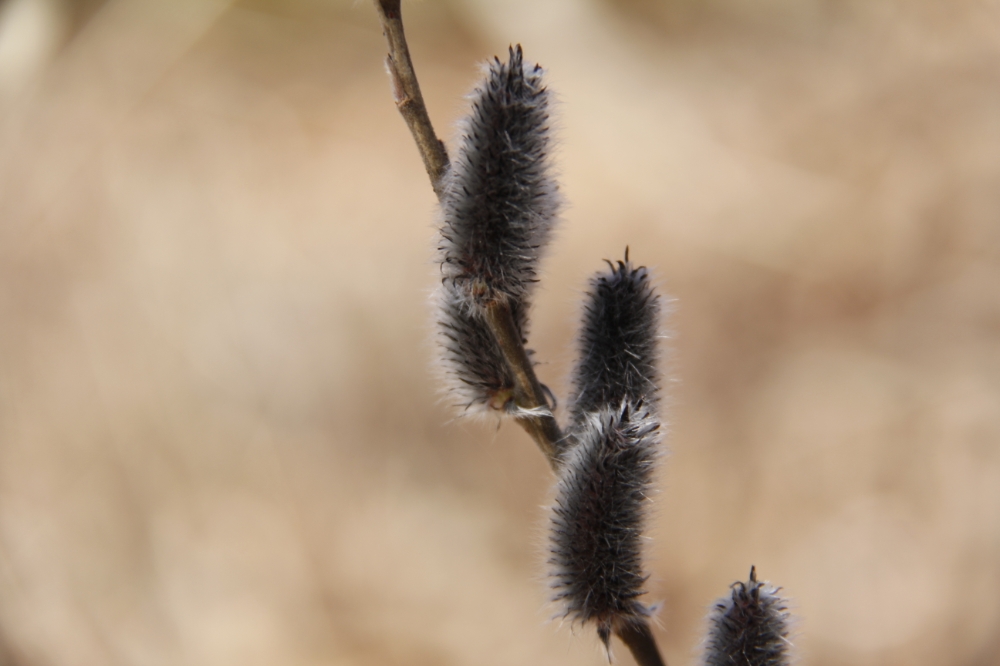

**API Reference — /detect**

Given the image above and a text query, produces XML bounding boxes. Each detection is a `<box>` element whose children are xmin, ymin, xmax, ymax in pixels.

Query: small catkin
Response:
<box><xmin>704</xmin><ymin>567</ymin><xmax>791</xmax><ymax>666</ymax></box>
<box><xmin>549</xmin><ymin>401</ymin><xmax>660</xmax><ymax>647</ymax></box>
<box><xmin>438</xmin><ymin>44</ymin><xmax>558</xmax><ymax>312</ymax></box>
<box><xmin>435</xmin><ymin>284</ymin><xmax>527</xmax><ymax>413</ymax></box>
<box><xmin>568</xmin><ymin>253</ymin><xmax>661</xmax><ymax>428</ymax></box>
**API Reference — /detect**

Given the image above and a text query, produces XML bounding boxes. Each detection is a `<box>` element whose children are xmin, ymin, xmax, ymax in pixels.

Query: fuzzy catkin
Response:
<box><xmin>438</xmin><ymin>44</ymin><xmax>558</xmax><ymax>312</ymax></box>
<box><xmin>704</xmin><ymin>567</ymin><xmax>791</xmax><ymax>666</ymax></box>
<box><xmin>568</xmin><ymin>254</ymin><xmax>661</xmax><ymax>428</ymax></box>
<box><xmin>549</xmin><ymin>401</ymin><xmax>660</xmax><ymax>647</ymax></box>
<box><xmin>436</xmin><ymin>284</ymin><xmax>529</xmax><ymax>413</ymax></box>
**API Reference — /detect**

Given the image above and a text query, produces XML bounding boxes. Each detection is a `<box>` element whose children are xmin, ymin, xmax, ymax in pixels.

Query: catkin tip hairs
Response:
<box><xmin>568</xmin><ymin>251</ymin><xmax>661</xmax><ymax>428</ymax></box>
<box><xmin>549</xmin><ymin>400</ymin><xmax>660</xmax><ymax>647</ymax></box>
<box><xmin>704</xmin><ymin>566</ymin><xmax>791</xmax><ymax>666</ymax></box>
<box><xmin>438</xmin><ymin>44</ymin><xmax>559</xmax><ymax>313</ymax></box>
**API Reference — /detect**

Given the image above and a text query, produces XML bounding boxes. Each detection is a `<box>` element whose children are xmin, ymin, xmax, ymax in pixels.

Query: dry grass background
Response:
<box><xmin>0</xmin><ymin>0</ymin><xmax>998</xmax><ymax>664</ymax></box>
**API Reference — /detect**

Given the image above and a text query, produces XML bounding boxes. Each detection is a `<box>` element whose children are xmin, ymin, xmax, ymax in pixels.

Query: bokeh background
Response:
<box><xmin>0</xmin><ymin>0</ymin><xmax>998</xmax><ymax>664</ymax></box>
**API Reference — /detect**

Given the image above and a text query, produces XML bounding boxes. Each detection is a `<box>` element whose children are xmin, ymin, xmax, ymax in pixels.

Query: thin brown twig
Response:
<box><xmin>617</xmin><ymin>619</ymin><xmax>668</xmax><ymax>666</ymax></box>
<box><xmin>372</xmin><ymin>0</ymin><xmax>449</xmax><ymax>198</ymax></box>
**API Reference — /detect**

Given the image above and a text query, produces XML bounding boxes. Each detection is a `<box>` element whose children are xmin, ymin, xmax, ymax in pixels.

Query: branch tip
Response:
<box><xmin>372</xmin><ymin>0</ymin><xmax>449</xmax><ymax>195</ymax></box>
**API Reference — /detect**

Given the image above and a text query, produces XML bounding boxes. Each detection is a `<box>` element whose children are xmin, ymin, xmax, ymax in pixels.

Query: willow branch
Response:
<box><xmin>373</xmin><ymin>0</ymin><xmax>564</xmax><ymax>470</ymax></box>
<box><xmin>372</xmin><ymin>7</ymin><xmax>667</xmax><ymax>666</ymax></box>
<box><xmin>372</xmin><ymin>0</ymin><xmax>449</xmax><ymax>198</ymax></box>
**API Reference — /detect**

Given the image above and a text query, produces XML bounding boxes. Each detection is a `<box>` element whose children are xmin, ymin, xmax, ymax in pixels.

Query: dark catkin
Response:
<box><xmin>438</xmin><ymin>44</ymin><xmax>558</xmax><ymax>313</ymax></box>
<box><xmin>568</xmin><ymin>253</ymin><xmax>661</xmax><ymax>427</ymax></box>
<box><xmin>704</xmin><ymin>567</ymin><xmax>791</xmax><ymax>666</ymax></box>
<box><xmin>549</xmin><ymin>401</ymin><xmax>660</xmax><ymax>647</ymax></box>
<box><xmin>435</xmin><ymin>284</ymin><xmax>528</xmax><ymax>413</ymax></box>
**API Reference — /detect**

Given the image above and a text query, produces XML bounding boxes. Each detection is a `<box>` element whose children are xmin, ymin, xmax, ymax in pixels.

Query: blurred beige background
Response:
<box><xmin>0</xmin><ymin>0</ymin><xmax>998</xmax><ymax>664</ymax></box>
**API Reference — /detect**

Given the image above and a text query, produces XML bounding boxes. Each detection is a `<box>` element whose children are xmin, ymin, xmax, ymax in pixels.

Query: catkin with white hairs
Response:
<box><xmin>567</xmin><ymin>252</ymin><xmax>661</xmax><ymax>428</ymax></box>
<box><xmin>704</xmin><ymin>567</ymin><xmax>791</xmax><ymax>666</ymax></box>
<box><xmin>549</xmin><ymin>252</ymin><xmax>665</xmax><ymax>647</ymax></box>
<box><xmin>438</xmin><ymin>44</ymin><xmax>558</xmax><ymax>313</ymax></box>
<box><xmin>549</xmin><ymin>401</ymin><xmax>660</xmax><ymax>647</ymax></box>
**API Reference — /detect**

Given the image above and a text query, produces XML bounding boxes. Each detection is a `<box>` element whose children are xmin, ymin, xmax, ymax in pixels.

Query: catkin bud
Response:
<box><xmin>568</xmin><ymin>252</ymin><xmax>662</xmax><ymax>427</ymax></box>
<box><xmin>549</xmin><ymin>401</ymin><xmax>660</xmax><ymax>647</ymax></box>
<box><xmin>439</xmin><ymin>44</ymin><xmax>558</xmax><ymax>312</ymax></box>
<box><xmin>435</xmin><ymin>284</ymin><xmax>527</xmax><ymax>413</ymax></box>
<box><xmin>704</xmin><ymin>567</ymin><xmax>791</xmax><ymax>666</ymax></box>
